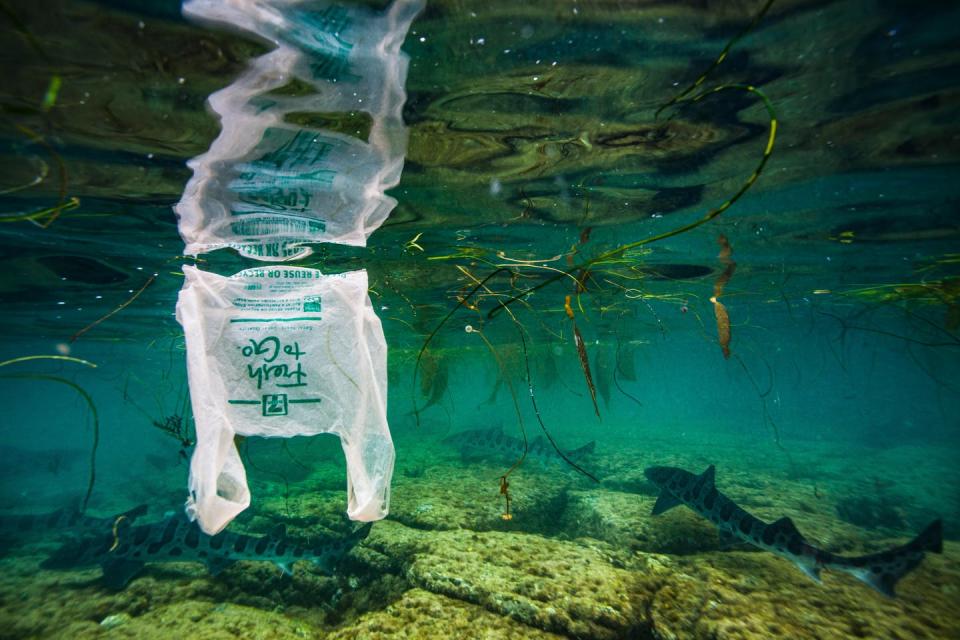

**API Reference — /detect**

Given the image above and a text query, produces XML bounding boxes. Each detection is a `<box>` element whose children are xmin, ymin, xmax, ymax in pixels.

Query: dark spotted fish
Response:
<box><xmin>41</xmin><ymin>512</ymin><xmax>372</xmax><ymax>589</ymax></box>
<box><xmin>443</xmin><ymin>427</ymin><xmax>595</xmax><ymax>467</ymax></box>
<box><xmin>644</xmin><ymin>465</ymin><xmax>942</xmax><ymax>597</ymax></box>
<box><xmin>0</xmin><ymin>504</ymin><xmax>148</xmax><ymax>542</ymax></box>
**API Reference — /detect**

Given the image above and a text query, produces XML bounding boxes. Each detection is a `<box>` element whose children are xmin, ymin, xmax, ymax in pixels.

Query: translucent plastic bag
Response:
<box><xmin>176</xmin><ymin>264</ymin><xmax>392</xmax><ymax>534</ymax></box>
<box><xmin>176</xmin><ymin>0</ymin><xmax>423</xmax><ymax>260</ymax></box>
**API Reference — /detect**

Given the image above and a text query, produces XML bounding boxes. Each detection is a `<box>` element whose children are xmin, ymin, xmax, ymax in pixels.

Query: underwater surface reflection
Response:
<box><xmin>0</xmin><ymin>0</ymin><xmax>958</xmax><ymax>638</ymax></box>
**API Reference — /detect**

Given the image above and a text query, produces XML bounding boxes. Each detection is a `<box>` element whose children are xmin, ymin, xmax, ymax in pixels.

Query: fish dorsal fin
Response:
<box><xmin>700</xmin><ymin>465</ymin><xmax>716</xmax><ymax>487</ymax></box>
<box><xmin>651</xmin><ymin>491</ymin><xmax>683</xmax><ymax>516</ymax></box>
<box><xmin>121</xmin><ymin>503</ymin><xmax>149</xmax><ymax>522</ymax></box>
<box><xmin>567</xmin><ymin>440</ymin><xmax>596</xmax><ymax>459</ymax></box>
<box><xmin>913</xmin><ymin>519</ymin><xmax>943</xmax><ymax>554</ymax></box>
<box><xmin>351</xmin><ymin>522</ymin><xmax>373</xmax><ymax>542</ymax></box>
<box><xmin>770</xmin><ymin>516</ymin><xmax>802</xmax><ymax>539</ymax></box>
<box><xmin>848</xmin><ymin>520</ymin><xmax>943</xmax><ymax>598</ymax></box>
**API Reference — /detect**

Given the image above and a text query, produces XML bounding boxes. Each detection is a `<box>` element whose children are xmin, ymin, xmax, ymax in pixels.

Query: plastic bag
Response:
<box><xmin>176</xmin><ymin>264</ymin><xmax>392</xmax><ymax>534</ymax></box>
<box><xmin>176</xmin><ymin>0</ymin><xmax>423</xmax><ymax>260</ymax></box>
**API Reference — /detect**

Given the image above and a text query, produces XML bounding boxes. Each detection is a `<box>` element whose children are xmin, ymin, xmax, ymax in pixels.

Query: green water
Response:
<box><xmin>0</xmin><ymin>0</ymin><xmax>958</xmax><ymax>638</ymax></box>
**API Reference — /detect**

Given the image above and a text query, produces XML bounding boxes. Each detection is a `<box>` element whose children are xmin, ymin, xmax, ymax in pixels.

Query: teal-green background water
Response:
<box><xmin>0</xmin><ymin>0</ymin><xmax>958</xmax><ymax>638</ymax></box>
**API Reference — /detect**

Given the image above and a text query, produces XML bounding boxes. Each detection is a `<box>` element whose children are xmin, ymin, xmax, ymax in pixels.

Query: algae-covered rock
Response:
<box><xmin>645</xmin><ymin>542</ymin><xmax>960</xmax><ymax>640</ymax></box>
<box><xmin>0</xmin><ymin>548</ymin><xmax>349</xmax><ymax>638</ymax></box>
<box><xmin>389</xmin><ymin>463</ymin><xmax>578</xmax><ymax>534</ymax></box>
<box><xmin>560</xmin><ymin>489</ymin><xmax>720</xmax><ymax>554</ymax></box>
<box><xmin>364</xmin><ymin>519</ymin><xmax>660</xmax><ymax>639</ymax></box>
<box><xmin>359</xmin><ymin>514</ymin><xmax>960</xmax><ymax>640</ymax></box>
<box><xmin>253</xmin><ymin>488</ymin><xmax>356</xmax><ymax>539</ymax></box>
<box><xmin>92</xmin><ymin>601</ymin><xmax>316</xmax><ymax>640</ymax></box>
<box><xmin>326</xmin><ymin>588</ymin><xmax>566</xmax><ymax>639</ymax></box>
<box><xmin>2</xmin><ymin>432</ymin><xmax>957</xmax><ymax>640</ymax></box>
<box><xmin>388</xmin><ymin>465</ymin><xmax>503</xmax><ymax>531</ymax></box>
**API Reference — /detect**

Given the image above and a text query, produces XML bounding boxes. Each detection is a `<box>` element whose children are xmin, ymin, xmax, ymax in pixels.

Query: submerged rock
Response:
<box><xmin>2</xmin><ymin>434</ymin><xmax>957</xmax><ymax>639</ymax></box>
<box><xmin>646</xmin><ymin>546</ymin><xmax>960</xmax><ymax>640</ymax></box>
<box><xmin>388</xmin><ymin>463</ymin><xmax>579</xmax><ymax>534</ymax></box>
<box><xmin>327</xmin><ymin>589</ymin><xmax>565</xmax><ymax>639</ymax></box>
<box><xmin>559</xmin><ymin>489</ymin><xmax>720</xmax><ymax>554</ymax></box>
<box><xmin>359</xmin><ymin>519</ymin><xmax>960</xmax><ymax>640</ymax></box>
<box><xmin>364</xmin><ymin>519</ymin><xmax>665</xmax><ymax>639</ymax></box>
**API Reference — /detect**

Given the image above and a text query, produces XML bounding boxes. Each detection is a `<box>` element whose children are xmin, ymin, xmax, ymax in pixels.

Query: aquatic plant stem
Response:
<box><xmin>0</xmin><ymin>158</ymin><xmax>48</xmax><ymax>195</ymax></box>
<box><xmin>466</xmin><ymin>325</ymin><xmax>527</xmax><ymax>520</ymax></box>
<box><xmin>517</xmin><ymin>329</ymin><xmax>599</xmax><ymax>483</ymax></box>
<box><xmin>0</xmin><ymin>355</ymin><xmax>96</xmax><ymax>368</ymax></box>
<box><xmin>11</xmin><ymin>124</ymin><xmax>70</xmax><ymax>228</ymax></box>
<box><xmin>489</xmin><ymin>85</ymin><xmax>778</xmax><ymax>319</ymax></box>
<box><xmin>70</xmin><ymin>274</ymin><xmax>157</xmax><ymax>343</ymax></box>
<box><xmin>0</xmin><ymin>197</ymin><xmax>80</xmax><ymax>223</ymax></box>
<box><xmin>412</xmin><ymin>268</ymin><xmax>511</xmax><ymax>425</ymax></box>
<box><xmin>729</xmin><ymin>354</ymin><xmax>799</xmax><ymax>481</ymax></box>
<box><xmin>456</xmin><ymin>265</ymin><xmax>598</xmax><ymax>480</ymax></box>
<box><xmin>612</xmin><ymin>335</ymin><xmax>643</xmax><ymax>408</ymax></box>
<box><xmin>655</xmin><ymin>0</ymin><xmax>776</xmax><ymax>119</ymax></box>
<box><xmin>0</xmin><ymin>373</ymin><xmax>99</xmax><ymax>513</ymax></box>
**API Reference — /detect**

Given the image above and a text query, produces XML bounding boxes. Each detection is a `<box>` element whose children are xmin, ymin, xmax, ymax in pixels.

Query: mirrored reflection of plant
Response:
<box><xmin>408</xmin><ymin>2</ymin><xmax>781</xmax><ymax>520</ymax></box>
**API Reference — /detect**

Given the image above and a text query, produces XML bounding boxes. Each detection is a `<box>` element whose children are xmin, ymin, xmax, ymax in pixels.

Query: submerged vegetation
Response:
<box><xmin>412</xmin><ymin>0</ymin><xmax>781</xmax><ymax>513</ymax></box>
<box><xmin>0</xmin><ymin>0</ymin><xmax>957</xmax><ymax>637</ymax></box>
<box><xmin>0</xmin><ymin>355</ymin><xmax>99</xmax><ymax>512</ymax></box>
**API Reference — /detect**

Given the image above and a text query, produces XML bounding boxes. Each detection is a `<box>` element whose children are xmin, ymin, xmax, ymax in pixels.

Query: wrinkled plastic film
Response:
<box><xmin>175</xmin><ymin>0</ymin><xmax>418</xmax><ymax>534</ymax></box>
<box><xmin>176</xmin><ymin>265</ymin><xmax>393</xmax><ymax>534</ymax></box>
<box><xmin>177</xmin><ymin>0</ymin><xmax>423</xmax><ymax>260</ymax></box>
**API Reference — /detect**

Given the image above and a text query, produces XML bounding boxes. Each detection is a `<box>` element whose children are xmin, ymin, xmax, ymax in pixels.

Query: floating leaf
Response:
<box><xmin>573</xmin><ymin>325</ymin><xmax>600</xmax><ymax>418</ymax></box>
<box><xmin>712</xmin><ymin>299</ymin><xmax>732</xmax><ymax>359</ymax></box>
<box><xmin>711</xmin><ymin>234</ymin><xmax>736</xmax><ymax>359</ymax></box>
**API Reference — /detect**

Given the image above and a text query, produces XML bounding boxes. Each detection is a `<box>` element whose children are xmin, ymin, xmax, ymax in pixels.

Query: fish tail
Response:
<box><xmin>569</xmin><ymin>441</ymin><xmax>596</xmax><ymax>458</ymax></box>
<box><xmin>350</xmin><ymin>522</ymin><xmax>374</xmax><ymax>543</ymax></box>
<box><xmin>120</xmin><ymin>503</ymin><xmax>149</xmax><ymax>523</ymax></box>
<box><xmin>913</xmin><ymin>519</ymin><xmax>944</xmax><ymax>554</ymax></box>
<box><xmin>847</xmin><ymin>519</ymin><xmax>942</xmax><ymax>598</ymax></box>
